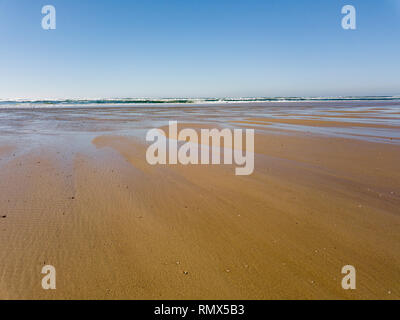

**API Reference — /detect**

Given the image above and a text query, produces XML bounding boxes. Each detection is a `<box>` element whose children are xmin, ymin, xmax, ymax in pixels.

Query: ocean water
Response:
<box><xmin>0</xmin><ymin>98</ymin><xmax>399</xmax><ymax>149</ymax></box>
<box><xmin>0</xmin><ymin>96</ymin><xmax>400</xmax><ymax>109</ymax></box>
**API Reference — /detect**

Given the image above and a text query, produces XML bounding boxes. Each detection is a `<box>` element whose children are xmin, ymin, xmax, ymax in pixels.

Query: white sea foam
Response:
<box><xmin>0</xmin><ymin>96</ymin><xmax>399</xmax><ymax>109</ymax></box>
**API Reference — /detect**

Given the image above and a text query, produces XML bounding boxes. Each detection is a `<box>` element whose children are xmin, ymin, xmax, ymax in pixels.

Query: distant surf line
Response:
<box><xmin>0</xmin><ymin>96</ymin><xmax>400</xmax><ymax>109</ymax></box>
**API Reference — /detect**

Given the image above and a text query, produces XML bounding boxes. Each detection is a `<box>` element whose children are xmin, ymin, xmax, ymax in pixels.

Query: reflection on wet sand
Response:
<box><xmin>0</xmin><ymin>101</ymin><xmax>399</xmax><ymax>299</ymax></box>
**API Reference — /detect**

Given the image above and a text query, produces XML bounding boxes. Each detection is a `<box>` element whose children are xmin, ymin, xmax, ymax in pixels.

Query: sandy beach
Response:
<box><xmin>0</xmin><ymin>101</ymin><xmax>399</xmax><ymax>299</ymax></box>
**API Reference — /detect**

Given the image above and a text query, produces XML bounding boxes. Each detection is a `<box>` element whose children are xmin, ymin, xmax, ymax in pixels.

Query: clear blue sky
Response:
<box><xmin>0</xmin><ymin>0</ymin><xmax>399</xmax><ymax>99</ymax></box>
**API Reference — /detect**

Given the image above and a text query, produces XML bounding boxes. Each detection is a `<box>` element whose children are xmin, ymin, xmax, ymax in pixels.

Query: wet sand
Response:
<box><xmin>0</xmin><ymin>102</ymin><xmax>399</xmax><ymax>299</ymax></box>
<box><xmin>234</xmin><ymin>118</ymin><xmax>400</xmax><ymax>129</ymax></box>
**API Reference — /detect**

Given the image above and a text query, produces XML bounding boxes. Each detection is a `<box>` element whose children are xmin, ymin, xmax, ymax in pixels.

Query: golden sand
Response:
<box><xmin>0</xmin><ymin>108</ymin><xmax>399</xmax><ymax>300</ymax></box>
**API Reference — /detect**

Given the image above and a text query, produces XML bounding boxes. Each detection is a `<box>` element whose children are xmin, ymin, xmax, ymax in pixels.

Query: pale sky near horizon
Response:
<box><xmin>0</xmin><ymin>0</ymin><xmax>399</xmax><ymax>99</ymax></box>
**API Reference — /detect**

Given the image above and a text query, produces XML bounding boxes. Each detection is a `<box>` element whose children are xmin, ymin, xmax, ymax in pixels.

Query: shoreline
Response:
<box><xmin>1</xmin><ymin>98</ymin><xmax>400</xmax><ymax>110</ymax></box>
<box><xmin>0</xmin><ymin>102</ymin><xmax>399</xmax><ymax>299</ymax></box>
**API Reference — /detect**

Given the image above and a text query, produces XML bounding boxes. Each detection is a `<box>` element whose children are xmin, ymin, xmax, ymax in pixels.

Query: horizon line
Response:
<box><xmin>1</xmin><ymin>95</ymin><xmax>400</xmax><ymax>102</ymax></box>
